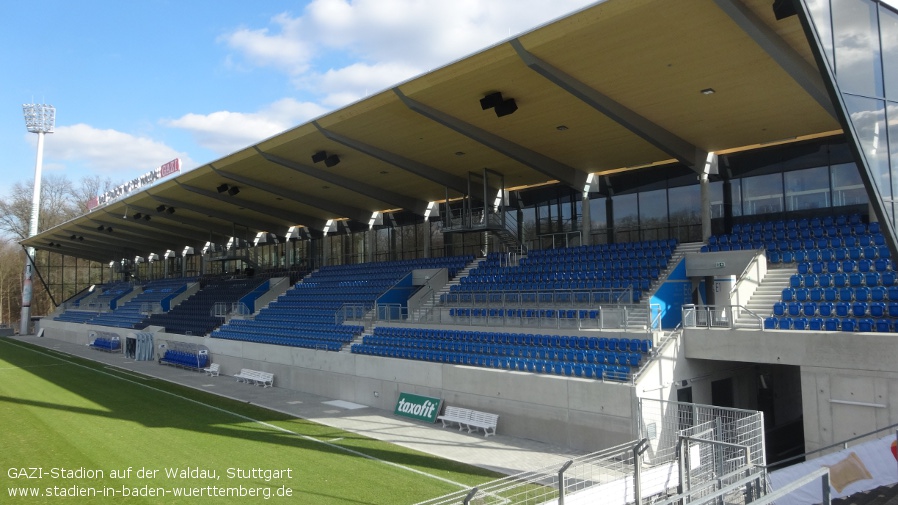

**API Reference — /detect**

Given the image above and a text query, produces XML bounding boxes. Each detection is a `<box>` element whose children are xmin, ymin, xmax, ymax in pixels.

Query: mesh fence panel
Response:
<box><xmin>414</xmin><ymin>441</ymin><xmax>640</xmax><ymax>505</ymax></box>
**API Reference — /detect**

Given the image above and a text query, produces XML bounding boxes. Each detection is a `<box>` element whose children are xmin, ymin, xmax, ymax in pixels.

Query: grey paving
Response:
<box><xmin>11</xmin><ymin>335</ymin><xmax>584</xmax><ymax>477</ymax></box>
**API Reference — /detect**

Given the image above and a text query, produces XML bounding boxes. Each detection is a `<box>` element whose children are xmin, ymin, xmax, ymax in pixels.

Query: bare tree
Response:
<box><xmin>0</xmin><ymin>174</ymin><xmax>80</xmax><ymax>241</ymax></box>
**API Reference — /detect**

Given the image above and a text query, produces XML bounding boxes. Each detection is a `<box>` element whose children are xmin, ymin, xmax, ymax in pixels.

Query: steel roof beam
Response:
<box><xmin>712</xmin><ymin>0</ymin><xmax>836</xmax><ymax>118</ymax></box>
<box><xmin>176</xmin><ymin>181</ymin><xmax>327</xmax><ymax>232</ymax></box>
<box><xmin>393</xmin><ymin>87</ymin><xmax>588</xmax><ymax>190</ymax></box>
<box><xmin>511</xmin><ymin>38</ymin><xmax>704</xmax><ymax>170</ymax></box>
<box><xmin>254</xmin><ymin>148</ymin><xmax>428</xmax><ymax>215</ymax></box>
<box><xmin>122</xmin><ymin>204</ymin><xmax>234</xmax><ymax>243</ymax></box>
<box><xmin>146</xmin><ymin>191</ymin><xmax>290</xmax><ymax>235</ymax></box>
<box><xmin>209</xmin><ymin>164</ymin><xmax>372</xmax><ymax>224</ymax></box>
<box><xmin>312</xmin><ymin>122</ymin><xmax>470</xmax><ymax>194</ymax></box>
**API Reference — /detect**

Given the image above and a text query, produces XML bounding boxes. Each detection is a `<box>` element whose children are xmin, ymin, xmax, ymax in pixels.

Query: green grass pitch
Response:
<box><xmin>0</xmin><ymin>338</ymin><xmax>500</xmax><ymax>504</ymax></box>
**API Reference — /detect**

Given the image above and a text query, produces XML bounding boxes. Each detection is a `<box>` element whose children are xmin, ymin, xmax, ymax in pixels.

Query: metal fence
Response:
<box><xmin>415</xmin><ymin>304</ymin><xmax>662</xmax><ymax>333</ymax></box>
<box><xmin>414</xmin><ymin>441</ymin><xmax>643</xmax><ymax>505</ymax></box>
<box><xmin>418</xmin><ymin>400</ymin><xmax>766</xmax><ymax>505</ymax></box>
<box><xmin>637</xmin><ymin>398</ymin><xmax>766</xmax><ymax>505</ymax></box>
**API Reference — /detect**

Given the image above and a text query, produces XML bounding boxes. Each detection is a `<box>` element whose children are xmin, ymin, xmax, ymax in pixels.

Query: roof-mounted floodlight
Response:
<box><xmin>183</xmin><ymin>246</ymin><xmax>194</xmax><ymax>256</ymax></box>
<box><xmin>368</xmin><ymin>211</ymin><xmax>380</xmax><ymax>230</ymax></box>
<box><xmin>322</xmin><ymin>219</ymin><xmax>334</xmax><ymax>235</ymax></box>
<box><xmin>583</xmin><ymin>173</ymin><xmax>595</xmax><ymax>194</ymax></box>
<box><xmin>423</xmin><ymin>201</ymin><xmax>436</xmax><ymax>220</ymax></box>
<box><xmin>253</xmin><ymin>231</ymin><xmax>278</xmax><ymax>245</ymax></box>
<box><xmin>164</xmin><ymin>249</ymin><xmax>177</xmax><ymax>259</ymax></box>
<box><xmin>147</xmin><ymin>253</ymin><xmax>159</xmax><ymax>262</ymax></box>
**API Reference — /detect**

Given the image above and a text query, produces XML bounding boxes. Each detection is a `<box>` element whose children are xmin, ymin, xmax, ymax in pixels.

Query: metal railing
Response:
<box><xmin>441</xmin><ymin>287</ymin><xmax>637</xmax><ymax>307</ymax></box>
<box><xmin>682</xmin><ymin>304</ymin><xmax>764</xmax><ymax>329</ymax></box>
<box><xmin>412</xmin><ymin>303</ymin><xmax>661</xmax><ymax>332</ymax></box>
<box><xmin>414</xmin><ymin>440</ymin><xmax>644</xmax><ymax>505</ymax></box>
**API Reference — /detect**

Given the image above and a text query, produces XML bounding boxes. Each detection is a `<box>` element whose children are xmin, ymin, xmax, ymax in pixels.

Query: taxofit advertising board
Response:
<box><xmin>394</xmin><ymin>392</ymin><xmax>442</xmax><ymax>423</ymax></box>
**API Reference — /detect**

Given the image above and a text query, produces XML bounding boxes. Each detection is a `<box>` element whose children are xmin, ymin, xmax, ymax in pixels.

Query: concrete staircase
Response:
<box><xmin>733</xmin><ymin>266</ymin><xmax>795</xmax><ymax>329</ymax></box>
<box><xmin>410</xmin><ymin>256</ymin><xmax>486</xmax><ymax>322</ymax></box>
<box><xmin>628</xmin><ymin>242</ymin><xmax>704</xmax><ymax>327</ymax></box>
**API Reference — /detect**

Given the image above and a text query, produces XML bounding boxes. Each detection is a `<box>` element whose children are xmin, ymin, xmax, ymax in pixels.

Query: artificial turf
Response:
<box><xmin>0</xmin><ymin>338</ymin><xmax>501</xmax><ymax>504</ymax></box>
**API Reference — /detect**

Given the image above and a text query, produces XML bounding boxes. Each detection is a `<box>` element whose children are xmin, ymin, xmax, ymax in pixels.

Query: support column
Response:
<box><xmin>423</xmin><ymin>220</ymin><xmax>432</xmax><ymax>258</ymax></box>
<box><xmin>701</xmin><ymin>173</ymin><xmax>712</xmax><ymax>241</ymax></box>
<box><xmin>606</xmin><ymin>196</ymin><xmax>615</xmax><ymax>244</ymax></box>
<box><xmin>581</xmin><ymin>192</ymin><xmax>592</xmax><ymax>246</ymax></box>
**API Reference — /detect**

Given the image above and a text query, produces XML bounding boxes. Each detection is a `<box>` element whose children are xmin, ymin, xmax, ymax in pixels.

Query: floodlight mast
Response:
<box><xmin>21</xmin><ymin>103</ymin><xmax>55</xmax><ymax>336</ymax></box>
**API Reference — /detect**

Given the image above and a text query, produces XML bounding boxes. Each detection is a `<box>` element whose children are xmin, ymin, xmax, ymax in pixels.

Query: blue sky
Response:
<box><xmin>1</xmin><ymin>0</ymin><xmax>595</xmax><ymax>193</ymax></box>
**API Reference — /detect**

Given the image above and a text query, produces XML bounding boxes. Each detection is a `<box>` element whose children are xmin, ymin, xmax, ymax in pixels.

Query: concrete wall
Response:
<box><xmin>39</xmin><ymin>319</ymin><xmax>640</xmax><ymax>452</ymax></box>
<box><xmin>686</xmin><ymin>327</ymin><xmax>898</xmax><ymax>457</ymax></box>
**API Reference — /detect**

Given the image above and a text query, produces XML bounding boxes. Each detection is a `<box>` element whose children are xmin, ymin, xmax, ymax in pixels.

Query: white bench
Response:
<box><xmin>437</xmin><ymin>406</ymin><xmax>499</xmax><ymax>437</ymax></box>
<box><xmin>234</xmin><ymin>368</ymin><xmax>274</xmax><ymax>388</ymax></box>
<box><xmin>437</xmin><ymin>406</ymin><xmax>470</xmax><ymax>430</ymax></box>
<box><xmin>203</xmin><ymin>363</ymin><xmax>220</xmax><ymax>377</ymax></box>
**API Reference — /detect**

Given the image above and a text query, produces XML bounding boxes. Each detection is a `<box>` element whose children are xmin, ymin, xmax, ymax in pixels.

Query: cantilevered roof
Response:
<box><xmin>23</xmin><ymin>0</ymin><xmax>842</xmax><ymax>263</ymax></box>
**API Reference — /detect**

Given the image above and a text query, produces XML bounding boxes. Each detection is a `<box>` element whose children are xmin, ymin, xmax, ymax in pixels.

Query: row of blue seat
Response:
<box><xmin>362</xmin><ymin>336</ymin><xmax>644</xmax><ymax>365</ymax></box>
<box><xmin>212</xmin><ymin>328</ymin><xmax>354</xmax><ymax>343</ymax></box>
<box><xmin>159</xmin><ymin>350</ymin><xmax>208</xmax><ymax>369</ymax></box>
<box><xmin>350</xmin><ymin>344</ymin><xmax>633</xmax><ymax>381</ymax></box>
<box><xmin>797</xmin><ymin>259</ymin><xmax>893</xmax><ymax>275</ymax></box>
<box><xmin>733</xmin><ymin>214</ymin><xmax>864</xmax><ymax>233</ymax></box>
<box><xmin>764</xmin><ymin>316</ymin><xmax>898</xmax><ymax>332</ymax></box>
<box><xmin>526</xmin><ymin>239</ymin><xmax>677</xmax><ymax>256</ymax></box>
<box><xmin>90</xmin><ymin>337</ymin><xmax>120</xmax><ymax>351</ymax></box>
<box><xmin>372</xmin><ymin>327</ymin><xmax>652</xmax><ymax>353</ymax></box>
<box><xmin>782</xmin><ymin>286</ymin><xmax>898</xmax><ymax>303</ymax></box>
<box><xmin>714</xmin><ymin>222</ymin><xmax>880</xmax><ymax>245</ymax></box>
<box><xmin>775</xmin><ymin>300</ymin><xmax>898</xmax><ymax>318</ymax></box>
<box><xmin>769</xmin><ymin>244</ymin><xmax>891</xmax><ymax>262</ymax></box>
<box><xmin>789</xmin><ymin>272</ymin><xmax>896</xmax><ymax>289</ymax></box>
<box><xmin>214</xmin><ymin>333</ymin><xmax>343</xmax><ymax>350</ymax></box>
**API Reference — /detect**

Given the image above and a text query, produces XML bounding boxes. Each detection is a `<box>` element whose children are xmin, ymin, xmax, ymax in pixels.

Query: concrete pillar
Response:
<box><xmin>423</xmin><ymin>220</ymin><xmax>432</xmax><ymax>258</ymax></box>
<box><xmin>581</xmin><ymin>192</ymin><xmax>592</xmax><ymax>246</ymax></box>
<box><xmin>701</xmin><ymin>173</ymin><xmax>712</xmax><ymax>241</ymax></box>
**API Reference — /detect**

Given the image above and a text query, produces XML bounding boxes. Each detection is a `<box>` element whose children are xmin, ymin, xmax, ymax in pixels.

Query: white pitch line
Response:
<box><xmin>0</xmin><ymin>363</ymin><xmax>65</xmax><ymax>371</ymax></box>
<box><xmin>2</xmin><ymin>340</ymin><xmax>472</xmax><ymax>491</ymax></box>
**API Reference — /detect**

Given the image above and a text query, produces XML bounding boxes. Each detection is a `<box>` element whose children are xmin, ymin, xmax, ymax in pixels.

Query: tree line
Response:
<box><xmin>0</xmin><ymin>174</ymin><xmax>116</xmax><ymax>326</ymax></box>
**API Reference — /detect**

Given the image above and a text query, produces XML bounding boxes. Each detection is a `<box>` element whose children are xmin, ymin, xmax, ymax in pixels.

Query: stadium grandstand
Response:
<box><xmin>17</xmin><ymin>0</ymin><xmax>898</xmax><ymax>503</ymax></box>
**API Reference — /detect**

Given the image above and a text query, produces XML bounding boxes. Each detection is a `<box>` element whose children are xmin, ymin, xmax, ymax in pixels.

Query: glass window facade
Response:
<box><xmin>803</xmin><ymin>0</ymin><xmax>898</xmax><ymax>243</ymax></box>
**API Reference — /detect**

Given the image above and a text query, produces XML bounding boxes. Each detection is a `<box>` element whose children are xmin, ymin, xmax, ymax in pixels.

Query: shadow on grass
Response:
<box><xmin>0</xmin><ymin>338</ymin><xmax>501</xmax><ymax>483</ymax></box>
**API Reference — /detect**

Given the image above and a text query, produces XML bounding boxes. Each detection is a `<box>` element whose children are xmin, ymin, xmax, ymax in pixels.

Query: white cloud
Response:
<box><xmin>222</xmin><ymin>0</ymin><xmax>596</xmax><ymax>106</ymax></box>
<box><xmin>38</xmin><ymin>124</ymin><xmax>193</xmax><ymax>176</ymax></box>
<box><xmin>164</xmin><ymin>98</ymin><xmax>328</xmax><ymax>155</ymax></box>
<box><xmin>312</xmin><ymin>61</ymin><xmax>422</xmax><ymax>107</ymax></box>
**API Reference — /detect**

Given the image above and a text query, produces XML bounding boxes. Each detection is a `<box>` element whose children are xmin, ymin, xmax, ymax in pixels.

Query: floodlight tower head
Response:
<box><xmin>22</xmin><ymin>103</ymin><xmax>56</xmax><ymax>134</ymax></box>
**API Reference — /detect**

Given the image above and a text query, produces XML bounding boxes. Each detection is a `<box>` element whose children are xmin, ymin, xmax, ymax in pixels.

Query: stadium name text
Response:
<box><xmin>86</xmin><ymin>158</ymin><xmax>181</xmax><ymax>210</ymax></box>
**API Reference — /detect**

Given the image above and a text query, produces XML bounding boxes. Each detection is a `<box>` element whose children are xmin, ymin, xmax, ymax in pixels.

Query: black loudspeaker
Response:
<box><xmin>324</xmin><ymin>155</ymin><xmax>341</xmax><ymax>168</ymax></box>
<box><xmin>311</xmin><ymin>151</ymin><xmax>328</xmax><ymax>163</ymax></box>
<box><xmin>494</xmin><ymin>98</ymin><xmax>518</xmax><ymax>117</ymax></box>
<box><xmin>772</xmin><ymin>0</ymin><xmax>796</xmax><ymax>20</ymax></box>
<box><xmin>480</xmin><ymin>92</ymin><xmax>503</xmax><ymax>110</ymax></box>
